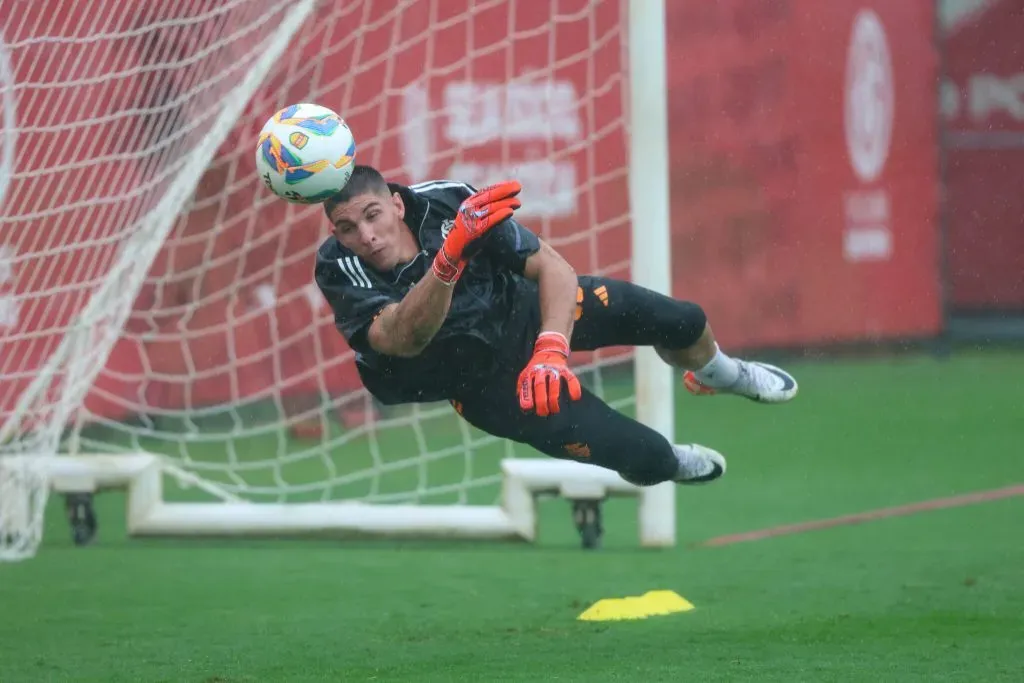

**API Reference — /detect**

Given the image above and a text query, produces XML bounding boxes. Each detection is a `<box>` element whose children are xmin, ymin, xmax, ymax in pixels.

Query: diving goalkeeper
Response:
<box><xmin>314</xmin><ymin>166</ymin><xmax>797</xmax><ymax>487</ymax></box>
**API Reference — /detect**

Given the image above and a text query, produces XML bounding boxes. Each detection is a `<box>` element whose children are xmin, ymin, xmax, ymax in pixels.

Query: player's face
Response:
<box><xmin>329</xmin><ymin>191</ymin><xmax>413</xmax><ymax>270</ymax></box>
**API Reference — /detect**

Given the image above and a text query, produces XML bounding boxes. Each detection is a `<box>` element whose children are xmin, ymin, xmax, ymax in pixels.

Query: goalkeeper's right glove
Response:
<box><xmin>517</xmin><ymin>331</ymin><xmax>583</xmax><ymax>417</ymax></box>
<box><xmin>432</xmin><ymin>181</ymin><xmax>522</xmax><ymax>285</ymax></box>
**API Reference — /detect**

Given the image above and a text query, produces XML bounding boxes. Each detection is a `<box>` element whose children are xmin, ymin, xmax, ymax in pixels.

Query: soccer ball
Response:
<box><xmin>255</xmin><ymin>103</ymin><xmax>356</xmax><ymax>204</ymax></box>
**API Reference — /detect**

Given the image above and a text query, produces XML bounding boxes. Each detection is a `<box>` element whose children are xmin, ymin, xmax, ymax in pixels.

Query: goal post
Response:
<box><xmin>627</xmin><ymin>0</ymin><xmax>676</xmax><ymax>548</ymax></box>
<box><xmin>0</xmin><ymin>0</ymin><xmax>675</xmax><ymax>560</ymax></box>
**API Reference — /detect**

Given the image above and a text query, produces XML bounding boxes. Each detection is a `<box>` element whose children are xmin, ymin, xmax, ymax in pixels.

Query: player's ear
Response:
<box><xmin>391</xmin><ymin>191</ymin><xmax>405</xmax><ymax>220</ymax></box>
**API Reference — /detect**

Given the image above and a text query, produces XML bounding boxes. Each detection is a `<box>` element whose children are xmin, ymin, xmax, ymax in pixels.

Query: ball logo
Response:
<box><xmin>289</xmin><ymin>131</ymin><xmax>309</xmax><ymax>149</ymax></box>
<box><xmin>0</xmin><ymin>31</ymin><xmax>15</xmax><ymax>211</ymax></box>
<box><xmin>844</xmin><ymin>9</ymin><xmax>894</xmax><ymax>184</ymax></box>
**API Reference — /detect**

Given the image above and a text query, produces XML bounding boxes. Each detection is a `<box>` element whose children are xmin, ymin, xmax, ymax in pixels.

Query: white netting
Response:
<box><xmin>0</xmin><ymin>0</ymin><xmax>636</xmax><ymax>556</ymax></box>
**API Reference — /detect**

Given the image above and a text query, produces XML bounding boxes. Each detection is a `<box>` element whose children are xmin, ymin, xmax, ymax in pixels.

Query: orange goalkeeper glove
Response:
<box><xmin>432</xmin><ymin>180</ymin><xmax>522</xmax><ymax>285</ymax></box>
<box><xmin>517</xmin><ymin>331</ymin><xmax>583</xmax><ymax>417</ymax></box>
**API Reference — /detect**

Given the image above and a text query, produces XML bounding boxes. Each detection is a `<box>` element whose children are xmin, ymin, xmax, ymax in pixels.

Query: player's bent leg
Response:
<box><xmin>569</xmin><ymin>276</ymin><xmax>708</xmax><ymax>353</ymax></box>
<box><xmin>570</xmin><ymin>275</ymin><xmax>797</xmax><ymax>404</ymax></box>
<box><xmin>451</xmin><ymin>387</ymin><xmax>725</xmax><ymax>486</ymax></box>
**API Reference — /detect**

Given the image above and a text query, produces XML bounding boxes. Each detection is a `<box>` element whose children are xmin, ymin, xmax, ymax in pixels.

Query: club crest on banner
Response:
<box><xmin>845</xmin><ymin>9</ymin><xmax>894</xmax><ymax>183</ymax></box>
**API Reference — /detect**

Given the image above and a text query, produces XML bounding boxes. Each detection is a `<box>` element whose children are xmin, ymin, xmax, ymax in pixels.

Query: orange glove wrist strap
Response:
<box><xmin>534</xmin><ymin>331</ymin><xmax>570</xmax><ymax>357</ymax></box>
<box><xmin>431</xmin><ymin>248</ymin><xmax>464</xmax><ymax>286</ymax></box>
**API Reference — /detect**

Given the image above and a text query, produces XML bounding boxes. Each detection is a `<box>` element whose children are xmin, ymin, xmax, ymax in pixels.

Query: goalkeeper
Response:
<box><xmin>314</xmin><ymin>166</ymin><xmax>797</xmax><ymax>487</ymax></box>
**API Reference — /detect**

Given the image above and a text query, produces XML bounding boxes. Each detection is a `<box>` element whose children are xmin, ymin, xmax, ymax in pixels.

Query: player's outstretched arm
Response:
<box><xmin>523</xmin><ymin>240</ymin><xmax>578</xmax><ymax>342</ymax></box>
<box><xmin>366</xmin><ymin>273</ymin><xmax>455</xmax><ymax>358</ymax></box>
<box><xmin>517</xmin><ymin>239</ymin><xmax>584</xmax><ymax>416</ymax></box>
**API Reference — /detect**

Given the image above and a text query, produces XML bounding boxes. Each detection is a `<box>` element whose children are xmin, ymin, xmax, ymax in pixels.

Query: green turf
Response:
<box><xmin>2</xmin><ymin>352</ymin><xmax>1023</xmax><ymax>682</ymax></box>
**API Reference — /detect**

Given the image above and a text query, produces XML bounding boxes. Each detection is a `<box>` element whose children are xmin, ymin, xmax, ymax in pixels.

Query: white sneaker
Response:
<box><xmin>684</xmin><ymin>360</ymin><xmax>798</xmax><ymax>404</ymax></box>
<box><xmin>673</xmin><ymin>444</ymin><xmax>726</xmax><ymax>485</ymax></box>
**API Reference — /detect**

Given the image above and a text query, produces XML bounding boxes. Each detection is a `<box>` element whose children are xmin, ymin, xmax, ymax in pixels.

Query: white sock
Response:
<box><xmin>692</xmin><ymin>344</ymin><xmax>741</xmax><ymax>388</ymax></box>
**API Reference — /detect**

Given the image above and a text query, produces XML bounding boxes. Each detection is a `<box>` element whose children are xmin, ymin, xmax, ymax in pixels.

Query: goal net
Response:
<box><xmin>0</xmin><ymin>0</ymin><xmax>672</xmax><ymax>560</ymax></box>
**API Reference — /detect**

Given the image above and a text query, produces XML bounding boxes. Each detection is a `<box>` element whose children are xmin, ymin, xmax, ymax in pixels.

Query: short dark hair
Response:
<box><xmin>323</xmin><ymin>165</ymin><xmax>390</xmax><ymax>220</ymax></box>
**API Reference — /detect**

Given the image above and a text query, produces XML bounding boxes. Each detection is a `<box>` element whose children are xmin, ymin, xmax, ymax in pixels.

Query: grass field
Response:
<box><xmin>1</xmin><ymin>351</ymin><xmax>1022</xmax><ymax>682</ymax></box>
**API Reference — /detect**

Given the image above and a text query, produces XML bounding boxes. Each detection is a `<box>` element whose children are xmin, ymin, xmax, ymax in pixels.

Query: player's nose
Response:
<box><xmin>358</xmin><ymin>224</ymin><xmax>376</xmax><ymax>248</ymax></box>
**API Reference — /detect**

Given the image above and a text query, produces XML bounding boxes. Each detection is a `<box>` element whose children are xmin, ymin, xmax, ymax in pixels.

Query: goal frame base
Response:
<box><xmin>2</xmin><ymin>454</ymin><xmax>674</xmax><ymax>546</ymax></box>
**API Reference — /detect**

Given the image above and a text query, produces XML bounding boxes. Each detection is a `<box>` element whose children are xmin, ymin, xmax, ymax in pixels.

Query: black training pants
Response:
<box><xmin>452</xmin><ymin>276</ymin><xmax>706</xmax><ymax>486</ymax></box>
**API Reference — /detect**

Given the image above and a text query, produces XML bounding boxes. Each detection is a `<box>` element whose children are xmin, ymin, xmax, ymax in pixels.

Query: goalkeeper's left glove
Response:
<box><xmin>517</xmin><ymin>331</ymin><xmax>583</xmax><ymax>417</ymax></box>
<box><xmin>432</xmin><ymin>181</ymin><xmax>522</xmax><ymax>285</ymax></box>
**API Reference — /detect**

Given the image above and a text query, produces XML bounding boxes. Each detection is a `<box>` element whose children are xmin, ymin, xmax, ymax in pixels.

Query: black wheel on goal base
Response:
<box><xmin>65</xmin><ymin>493</ymin><xmax>97</xmax><ymax>546</ymax></box>
<box><xmin>571</xmin><ymin>499</ymin><xmax>603</xmax><ymax>550</ymax></box>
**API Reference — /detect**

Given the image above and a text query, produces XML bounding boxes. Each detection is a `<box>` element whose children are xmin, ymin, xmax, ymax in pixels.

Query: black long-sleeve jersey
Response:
<box><xmin>314</xmin><ymin>180</ymin><xmax>543</xmax><ymax>404</ymax></box>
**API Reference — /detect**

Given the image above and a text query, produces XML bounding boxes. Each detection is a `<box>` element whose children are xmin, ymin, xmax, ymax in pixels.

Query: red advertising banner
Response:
<box><xmin>665</xmin><ymin>0</ymin><xmax>941</xmax><ymax>349</ymax></box>
<box><xmin>940</xmin><ymin>0</ymin><xmax>1024</xmax><ymax>311</ymax></box>
<box><xmin>0</xmin><ymin>1</ymin><xmax>943</xmax><ymax>429</ymax></box>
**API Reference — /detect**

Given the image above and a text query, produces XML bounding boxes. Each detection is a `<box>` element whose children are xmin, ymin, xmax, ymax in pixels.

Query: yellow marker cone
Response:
<box><xmin>577</xmin><ymin>590</ymin><xmax>695</xmax><ymax>621</ymax></box>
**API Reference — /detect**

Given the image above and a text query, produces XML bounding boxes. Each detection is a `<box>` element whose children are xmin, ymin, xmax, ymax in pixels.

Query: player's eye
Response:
<box><xmin>366</xmin><ymin>210</ymin><xmax>380</xmax><ymax>221</ymax></box>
